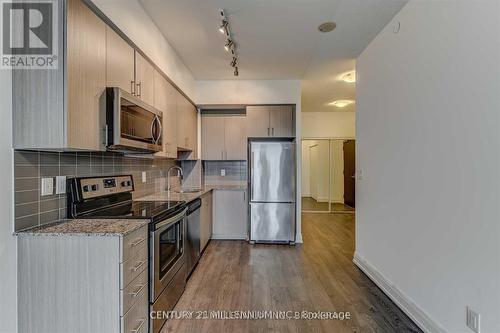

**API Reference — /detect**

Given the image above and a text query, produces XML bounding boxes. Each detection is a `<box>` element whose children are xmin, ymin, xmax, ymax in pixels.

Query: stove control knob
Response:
<box><xmin>82</xmin><ymin>185</ymin><xmax>89</xmax><ymax>192</ymax></box>
<box><xmin>91</xmin><ymin>184</ymin><xmax>98</xmax><ymax>191</ymax></box>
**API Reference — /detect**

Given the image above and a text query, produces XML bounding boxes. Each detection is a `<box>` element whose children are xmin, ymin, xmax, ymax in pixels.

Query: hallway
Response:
<box><xmin>162</xmin><ymin>213</ymin><xmax>421</xmax><ymax>333</ymax></box>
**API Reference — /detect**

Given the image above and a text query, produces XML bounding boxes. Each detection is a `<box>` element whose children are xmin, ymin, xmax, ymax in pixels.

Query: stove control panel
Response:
<box><xmin>77</xmin><ymin>175</ymin><xmax>134</xmax><ymax>200</ymax></box>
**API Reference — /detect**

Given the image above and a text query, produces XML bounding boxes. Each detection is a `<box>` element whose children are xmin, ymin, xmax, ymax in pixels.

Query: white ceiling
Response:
<box><xmin>139</xmin><ymin>0</ymin><xmax>408</xmax><ymax>112</ymax></box>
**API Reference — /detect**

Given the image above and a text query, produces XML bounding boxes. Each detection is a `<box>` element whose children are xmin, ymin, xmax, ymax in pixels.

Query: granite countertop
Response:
<box><xmin>136</xmin><ymin>184</ymin><xmax>247</xmax><ymax>202</ymax></box>
<box><xmin>15</xmin><ymin>218</ymin><xmax>149</xmax><ymax>237</ymax></box>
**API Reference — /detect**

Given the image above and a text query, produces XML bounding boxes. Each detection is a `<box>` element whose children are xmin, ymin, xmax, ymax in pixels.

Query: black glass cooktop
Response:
<box><xmin>80</xmin><ymin>200</ymin><xmax>186</xmax><ymax>221</ymax></box>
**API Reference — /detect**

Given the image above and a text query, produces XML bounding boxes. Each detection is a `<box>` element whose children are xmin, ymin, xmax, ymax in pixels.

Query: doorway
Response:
<box><xmin>301</xmin><ymin>139</ymin><xmax>355</xmax><ymax>213</ymax></box>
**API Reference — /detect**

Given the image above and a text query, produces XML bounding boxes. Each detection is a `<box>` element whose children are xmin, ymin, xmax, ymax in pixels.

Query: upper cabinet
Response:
<box><xmin>176</xmin><ymin>91</ymin><xmax>198</xmax><ymax>158</ymax></box>
<box><xmin>12</xmin><ymin>0</ymin><xmax>197</xmax><ymax>154</ymax></box>
<box><xmin>135</xmin><ymin>53</ymin><xmax>155</xmax><ymax>106</ymax></box>
<box><xmin>202</xmin><ymin>114</ymin><xmax>247</xmax><ymax>160</ymax></box>
<box><xmin>246</xmin><ymin>105</ymin><xmax>295</xmax><ymax>138</ymax></box>
<box><xmin>153</xmin><ymin>70</ymin><xmax>177</xmax><ymax>159</ymax></box>
<box><xmin>105</xmin><ymin>27</ymin><xmax>135</xmax><ymax>95</ymax></box>
<box><xmin>106</xmin><ymin>29</ymin><xmax>154</xmax><ymax>106</ymax></box>
<box><xmin>13</xmin><ymin>0</ymin><xmax>106</xmax><ymax>150</ymax></box>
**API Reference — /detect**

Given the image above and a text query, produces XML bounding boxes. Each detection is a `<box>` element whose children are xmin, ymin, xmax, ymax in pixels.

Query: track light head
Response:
<box><xmin>219</xmin><ymin>20</ymin><xmax>229</xmax><ymax>34</ymax></box>
<box><xmin>224</xmin><ymin>39</ymin><xmax>234</xmax><ymax>52</ymax></box>
<box><xmin>234</xmin><ymin>66</ymin><xmax>239</xmax><ymax>76</ymax></box>
<box><xmin>230</xmin><ymin>57</ymin><xmax>237</xmax><ymax>67</ymax></box>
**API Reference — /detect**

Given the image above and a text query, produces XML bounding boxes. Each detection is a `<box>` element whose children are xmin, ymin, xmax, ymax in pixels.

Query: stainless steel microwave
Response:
<box><xmin>104</xmin><ymin>87</ymin><xmax>163</xmax><ymax>153</ymax></box>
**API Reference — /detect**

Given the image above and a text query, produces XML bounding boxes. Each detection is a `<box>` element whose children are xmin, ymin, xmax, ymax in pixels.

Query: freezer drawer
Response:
<box><xmin>250</xmin><ymin>141</ymin><xmax>295</xmax><ymax>202</ymax></box>
<box><xmin>250</xmin><ymin>202</ymin><xmax>295</xmax><ymax>242</ymax></box>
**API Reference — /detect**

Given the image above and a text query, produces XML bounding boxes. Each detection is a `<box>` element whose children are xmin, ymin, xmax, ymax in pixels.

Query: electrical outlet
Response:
<box><xmin>467</xmin><ymin>307</ymin><xmax>480</xmax><ymax>333</ymax></box>
<box><xmin>41</xmin><ymin>178</ymin><xmax>54</xmax><ymax>196</ymax></box>
<box><xmin>55</xmin><ymin>176</ymin><xmax>66</xmax><ymax>194</ymax></box>
<box><xmin>142</xmin><ymin>171</ymin><xmax>147</xmax><ymax>183</ymax></box>
<box><xmin>220</xmin><ymin>169</ymin><xmax>226</xmax><ymax>176</ymax></box>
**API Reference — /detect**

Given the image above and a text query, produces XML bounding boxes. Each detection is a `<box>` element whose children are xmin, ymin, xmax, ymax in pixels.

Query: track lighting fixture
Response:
<box><xmin>219</xmin><ymin>20</ymin><xmax>229</xmax><ymax>35</ymax></box>
<box><xmin>224</xmin><ymin>39</ymin><xmax>234</xmax><ymax>52</ymax></box>
<box><xmin>219</xmin><ymin>8</ymin><xmax>240</xmax><ymax>76</ymax></box>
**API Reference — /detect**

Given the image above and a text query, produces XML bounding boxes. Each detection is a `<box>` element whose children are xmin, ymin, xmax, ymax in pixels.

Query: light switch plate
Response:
<box><xmin>220</xmin><ymin>169</ymin><xmax>226</xmax><ymax>176</ymax></box>
<box><xmin>142</xmin><ymin>171</ymin><xmax>147</xmax><ymax>183</ymax></box>
<box><xmin>55</xmin><ymin>176</ymin><xmax>66</xmax><ymax>194</ymax></box>
<box><xmin>41</xmin><ymin>178</ymin><xmax>54</xmax><ymax>196</ymax></box>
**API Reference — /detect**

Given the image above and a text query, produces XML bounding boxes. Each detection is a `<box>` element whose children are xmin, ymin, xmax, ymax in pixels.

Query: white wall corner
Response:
<box><xmin>353</xmin><ymin>252</ymin><xmax>446</xmax><ymax>333</ymax></box>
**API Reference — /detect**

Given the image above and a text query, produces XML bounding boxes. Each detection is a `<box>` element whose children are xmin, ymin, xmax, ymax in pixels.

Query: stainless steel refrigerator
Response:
<box><xmin>248</xmin><ymin>139</ymin><xmax>296</xmax><ymax>244</ymax></box>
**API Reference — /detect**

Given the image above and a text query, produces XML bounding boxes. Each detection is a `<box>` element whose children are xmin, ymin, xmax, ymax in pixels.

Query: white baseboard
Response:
<box><xmin>353</xmin><ymin>252</ymin><xmax>446</xmax><ymax>333</ymax></box>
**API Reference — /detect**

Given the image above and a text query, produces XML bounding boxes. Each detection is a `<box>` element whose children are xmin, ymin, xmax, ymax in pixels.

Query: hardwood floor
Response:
<box><xmin>302</xmin><ymin>197</ymin><xmax>355</xmax><ymax>212</ymax></box>
<box><xmin>161</xmin><ymin>213</ymin><xmax>422</xmax><ymax>333</ymax></box>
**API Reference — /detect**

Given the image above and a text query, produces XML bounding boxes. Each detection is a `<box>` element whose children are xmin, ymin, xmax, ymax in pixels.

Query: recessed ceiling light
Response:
<box><xmin>340</xmin><ymin>70</ymin><xmax>356</xmax><ymax>83</ymax></box>
<box><xmin>318</xmin><ymin>22</ymin><xmax>336</xmax><ymax>33</ymax></box>
<box><xmin>328</xmin><ymin>100</ymin><xmax>354</xmax><ymax>108</ymax></box>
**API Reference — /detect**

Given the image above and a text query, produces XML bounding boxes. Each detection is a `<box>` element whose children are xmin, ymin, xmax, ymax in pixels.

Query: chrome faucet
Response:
<box><xmin>166</xmin><ymin>166</ymin><xmax>183</xmax><ymax>192</ymax></box>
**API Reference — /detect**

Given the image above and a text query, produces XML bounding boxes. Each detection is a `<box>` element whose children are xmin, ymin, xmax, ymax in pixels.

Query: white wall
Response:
<box><xmin>302</xmin><ymin>112</ymin><xmax>355</xmax><ymax>139</ymax></box>
<box><xmin>0</xmin><ymin>70</ymin><xmax>16</xmax><ymax>332</ymax></box>
<box><xmin>356</xmin><ymin>1</ymin><xmax>500</xmax><ymax>332</ymax></box>
<box><xmin>196</xmin><ymin>79</ymin><xmax>303</xmax><ymax>243</ymax></box>
<box><xmin>91</xmin><ymin>0</ymin><xmax>196</xmax><ymax>99</ymax></box>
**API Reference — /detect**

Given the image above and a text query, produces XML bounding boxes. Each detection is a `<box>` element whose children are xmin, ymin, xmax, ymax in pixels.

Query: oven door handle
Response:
<box><xmin>155</xmin><ymin>208</ymin><xmax>188</xmax><ymax>231</ymax></box>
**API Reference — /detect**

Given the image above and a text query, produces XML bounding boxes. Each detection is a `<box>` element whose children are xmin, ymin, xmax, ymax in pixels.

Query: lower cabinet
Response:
<box><xmin>200</xmin><ymin>191</ymin><xmax>213</xmax><ymax>250</ymax></box>
<box><xmin>17</xmin><ymin>225</ymin><xmax>149</xmax><ymax>333</ymax></box>
<box><xmin>212</xmin><ymin>189</ymin><xmax>248</xmax><ymax>240</ymax></box>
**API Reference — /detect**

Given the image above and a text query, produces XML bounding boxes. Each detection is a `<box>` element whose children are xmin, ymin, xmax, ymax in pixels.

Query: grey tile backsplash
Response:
<box><xmin>14</xmin><ymin>151</ymin><xmax>175</xmax><ymax>231</ymax></box>
<box><xmin>203</xmin><ymin>161</ymin><xmax>247</xmax><ymax>186</ymax></box>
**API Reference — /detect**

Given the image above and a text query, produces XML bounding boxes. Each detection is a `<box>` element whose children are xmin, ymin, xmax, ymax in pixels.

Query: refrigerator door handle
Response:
<box><xmin>250</xmin><ymin>151</ymin><xmax>254</xmax><ymax>200</ymax></box>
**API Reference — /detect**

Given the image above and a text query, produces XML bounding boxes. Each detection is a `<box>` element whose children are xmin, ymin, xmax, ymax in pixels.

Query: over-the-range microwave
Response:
<box><xmin>104</xmin><ymin>87</ymin><xmax>163</xmax><ymax>153</ymax></box>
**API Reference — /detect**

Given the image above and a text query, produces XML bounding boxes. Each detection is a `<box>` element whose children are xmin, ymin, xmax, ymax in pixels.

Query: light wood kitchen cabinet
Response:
<box><xmin>200</xmin><ymin>191</ymin><xmax>213</xmax><ymax>251</ymax></box>
<box><xmin>135</xmin><ymin>53</ymin><xmax>155</xmax><ymax>106</ymax></box>
<box><xmin>201</xmin><ymin>114</ymin><xmax>247</xmax><ymax>160</ymax></box>
<box><xmin>106</xmin><ymin>26</ymin><xmax>135</xmax><ymax>95</ymax></box>
<box><xmin>153</xmin><ymin>70</ymin><xmax>177</xmax><ymax>158</ymax></box>
<box><xmin>246</xmin><ymin>105</ymin><xmax>295</xmax><ymax>138</ymax></box>
<box><xmin>225</xmin><ymin>116</ymin><xmax>248</xmax><ymax>160</ymax></box>
<box><xmin>66</xmin><ymin>0</ymin><xmax>106</xmax><ymax>150</ymax></box>
<box><xmin>212</xmin><ymin>189</ymin><xmax>247</xmax><ymax>240</ymax></box>
<box><xmin>13</xmin><ymin>0</ymin><xmax>107</xmax><ymax>150</ymax></box>
<box><xmin>18</xmin><ymin>225</ymin><xmax>149</xmax><ymax>333</ymax></box>
<box><xmin>176</xmin><ymin>91</ymin><xmax>198</xmax><ymax>158</ymax></box>
<box><xmin>201</xmin><ymin>115</ymin><xmax>226</xmax><ymax>160</ymax></box>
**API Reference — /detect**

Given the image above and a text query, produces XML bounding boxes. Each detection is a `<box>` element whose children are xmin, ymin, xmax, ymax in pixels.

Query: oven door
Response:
<box><xmin>106</xmin><ymin>87</ymin><xmax>163</xmax><ymax>153</ymax></box>
<box><xmin>151</xmin><ymin>208</ymin><xmax>187</xmax><ymax>301</ymax></box>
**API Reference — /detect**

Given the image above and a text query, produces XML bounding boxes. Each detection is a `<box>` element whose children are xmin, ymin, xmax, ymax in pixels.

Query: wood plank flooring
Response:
<box><xmin>161</xmin><ymin>213</ymin><xmax>422</xmax><ymax>333</ymax></box>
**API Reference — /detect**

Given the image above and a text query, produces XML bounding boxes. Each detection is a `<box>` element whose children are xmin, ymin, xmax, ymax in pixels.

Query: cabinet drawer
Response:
<box><xmin>122</xmin><ymin>226</ymin><xmax>148</xmax><ymax>263</ymax></box>
<box><xmin>121</xmin><ymin>267</ymin><xmax>148</xmax><ymax>316</ymax></box>
<box><xmin>121</xmin><ymin>241</ymin><xmax>148</xmax><ymax>288</ymax></box>
<box><xmin>121</xmin><ymin>278</ymin><xmax>149</xmax><ymax>333</ymax></box>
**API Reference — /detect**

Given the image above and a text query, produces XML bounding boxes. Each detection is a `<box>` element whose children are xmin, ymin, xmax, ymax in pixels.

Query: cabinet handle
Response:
<box><xmin>137</xmin><ymin>82</ymin><xmax>142</xmax><ymax>97</ymax></box>
<box><xmin>130</xmin><ymin>81</ymin><xmax>135</xmax><ymax>95</ymax></box>
<box><xmin>272</xmin><ymin>127</ymin><xmax>275</xmax><ymax>136</ymax></box>
<box><xmin>267</xmin><ymin>127</ymin><xmax>270</xmax><ymax>136</ymax></box>
<box><xmin>130</xmin><ymin>237</ymin><xmax>145</xmax><ymax>247</ymax></box>
<box><xmin>131</xmin><ymin>260</ymin><xmax>146</xmax><ymax>272</ymax></box>
<box><xmin>129</xmin><ymin>283</ymin><xmax>147</xmax><ymax>298</ymax></box>
<box><xmin>130</xmin><ymin>319</ymin><xmax>146</xmax><ymax>333</ymax></box>
<box><xmin>221</xmin><ymin>150</ymin><xmax>224</xmax><ymax>160</ymax></box>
